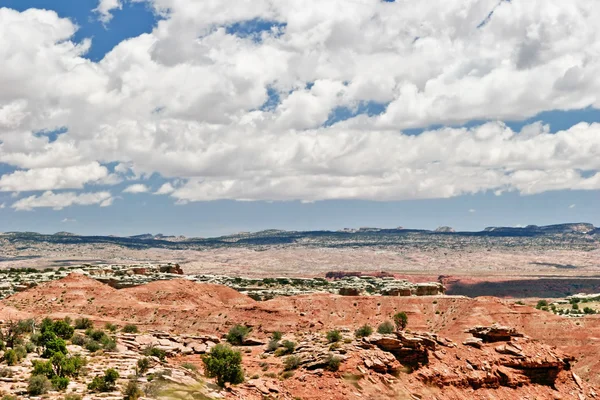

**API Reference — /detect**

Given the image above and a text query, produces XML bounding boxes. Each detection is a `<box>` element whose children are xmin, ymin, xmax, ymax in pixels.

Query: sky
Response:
<box><xmin>0</xmin><ymin>0</ymin><xmax>599</xmax><ymax>237</ymax></box>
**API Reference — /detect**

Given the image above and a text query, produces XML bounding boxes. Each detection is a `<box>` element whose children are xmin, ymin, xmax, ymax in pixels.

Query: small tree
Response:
<box><xmin>326</xmin><ymin>330</ymin><xmax>342</xmax><ymax>343</ymax></box>
<box><xmin>355</xmin><ymin>324</ymin><xmax>373</xmax><ymax>338</ymax></box>
<box><xmin>377</xmin><ymin>321</ymin><xmax>395</xmax><ymax>334</ymax></box>
<box><xmin>202</xmin><ymin>344</ymin><xmax>244</xmax><ymax>387</ymax></box>
<box><xmin>393</xmin><ymin>312</ymin><xmax>408</xmax><ymax>331</ymax></box>
<box><xmin>226</xmin><ymin>325</ymin><xmax>251</xmax><ymax>345</ymax></box>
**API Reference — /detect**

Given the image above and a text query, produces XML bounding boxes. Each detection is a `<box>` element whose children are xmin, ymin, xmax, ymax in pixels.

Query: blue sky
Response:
<box><xmin>0</xmin><ymin>0</ymin><xmax>599</xmax><ymax>237</ymax></box>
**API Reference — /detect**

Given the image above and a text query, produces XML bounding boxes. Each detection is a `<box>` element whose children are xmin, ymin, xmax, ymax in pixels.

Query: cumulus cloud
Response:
<box><xmin>569</xmin><ymin>204</ymin><xmax>576</xmax><ymax>209</ymax></box>
<box><xmin>123</xmin><ymin>183</ymin><xmax>149</xmax><ymax>193</ymax></box>
<box><xmin>0</xmin><ymin>2</ymin><xmax>600</xmax><ymax>207</ymax></box>
<box><xmin>0</xmin><ymin>163</ymin><xmax>109</xmax><ymax>192</ymax></box>
<box><xmin>12</xmin><ymin>191</ymin><xmax>113</xmax><ymax>211</ymax></box>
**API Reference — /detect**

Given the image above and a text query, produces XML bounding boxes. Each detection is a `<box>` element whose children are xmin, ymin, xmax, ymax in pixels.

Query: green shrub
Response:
<box><xmin>101</xmin><ymin>336</ymin><xmax>117</xmax><ymax>352</ymax></box>
<box><xmin>326</xmin><ymin>330</ymin><xmax>342</xmax><ymax>343</ymax></box>
<box><xmin>88</xmin><ymin>368</ymin><xmax>119</xmax><ymax>392</ymax></box>
<box><xmin>85</xmin><ymin>340</ymin><xmax>102</xmax><ymax>353</ymax></box>
<box><xmin>3</xmin><ymin>349</ymin><xmax>18</xmax><ymax>366</ymax></box>
<box><xmin>226</xmin><ymin>325</ymin><xmax>251</xmax><ymax>345</ymax></box>
<box><xmin>52</xmin><ymin>320</ymin><xmax>74</xmax><ymax>340</ymax></box>
<box><xmin>393</xmin><ymin>312</ymin><xmax>408</xmax><ymax>331</ymax></box>
<box><xmin>202</xmin><ymin>344</ymin><xmax>244</xmax><ymax>387</ymax></box>
<box><xmin>142</xmin><ymin>346</ymin><xmax>166</xmax><ymax>362</ymax></box>
<box><xmin>136</xmin><ymin>358</ymin><xmax>150</xmax><ymax>375</ymax></box>
<box><xmin>584</xmin><ymin>307</ymin><xmax>596</xmax><ymax>314</ymax></box>
<box><xmin>28</xmin><ymin>375</ymin><xmax>52</xmax><ymax>395</ymax></box>
<box><xmin>281</xmin><ymin>340</ymin><xmax>296</xmax><ymax>354</ymax></box>
<box><xmin>181</xmin><ymin>362</ymin><xmax>198</xmax><ymax>371</ymax></box>
<box><xmin>267</xmin><ymin>339</ymin><xmax>279</xmax><ymax>352</ymax></box>
<box><xmin>377</xmin><ymin>321</ymin><xmax>395</xmax><ymax>334</ymax></box>
<box><xmin>122</xmin><ymin>324</ymin><xmax>139</xmax><ymax>334</ymax></box>
<box><xmin>104</xmin><ymin>323</ymin><xmax>118</xmax><ymax>333</ymax></box>
<box><xmin>272</xmin><ymin>331</ymin><xmax>283</xmax><ymax>341</ymax></box>
<box><xmin>63</xmin><ymin>395</ymin><xmax>82</xmax><ymax>400</ymax></box>
<box><xmin>74</xmin><ymin>318</ymin><xmax>93</xmax><ymax>330</ymax></box>
<box><xmin>25</xmin><ymin>341</ymin><xmax>36</xmax><ymax>353</ymax></box>
<box><xmin>123</xmin><ymin>379</ymin><xmax>144</xmax><ymax>400</ymax></box>
<box><xmin>71</xmin><ymin>334</ymin><xmax>87</xmax><ymax>346</ymax></box>
<box><xmin>536</xmin><ymin>300</ymin><xmax>548</xmax><ymax>310</ymax></box>
<box><xmin>325</xmin><ymin>354</ymin><xmax>341</xmax><ymax>372</ymax></box>
<box><xmin>355</xmin><ymin>324</ymin><xmax>373</xmax><ymax>338</ymax></box>
<box><xmin>51</xmin><ymin>375</ymin><xmax>70</xmax><ymax>390</ymax></box>
<box><xmin>87</xmin><ymin>329</ymin><xmax>107</xmax><ymax>342</ymax></box>
<box><xmin>283</xmin><ymin>355</ymin><xmax>301</xmax><ymax>371</ymax></box>
<box><xmin>1</xmin><ymin>395</ymin><xmax>18</xmax><ymax>400</ymax></box>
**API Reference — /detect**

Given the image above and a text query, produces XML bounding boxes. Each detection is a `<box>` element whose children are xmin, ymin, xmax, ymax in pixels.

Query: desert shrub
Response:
<box><xmin>267</xmin><ymin>339</ymin><xmax>280</xmax><ymax>352</ymax></box>
<box><xmin>40</xmin><ymin>331</ymin><xmax>67</xmax><ymax>358</ymax></box>
<box><xmin>377</xmin><ymin>321</ymin><xmax>395</xmax><ymax>334</ymax></box>
<box><xmin>536</xmin><ymin>300</ymin><xmax>548</xmax><ymax>310</ymax></box>
<box><xmin>0</xmin><ymin>368</ymin><xmax>13</xmax><ymax>378</ymax></box>
<box><xmin>123</xmin><ymin>379</ymin><xmax>144</xmax><ymax>400</ymax></box>
<box><xmin>28</xmin><ymin>375</ymin><xmax>52</xmax><ymax>395</ymax></box>
<box><xmin>25</xmin><ymin>341</ymin><xmax>36</xmax><ymax>353</ymax></box>
<box><xmin>85</xmin><ymin>340</ymin><xmax>102</xmax><ymax>353</ymax></box>
<box><xmin>1</xmin><ymin>395</ymin><xmax>18</xmax><ymax>400</ymax></box>
<box><xmin>393</xmin><ymin>312</ymin><xmax>408</xmax><ymax>331</ymax></box>
<box><xmin>63</xmin><ymin>395</ymin><xmax>82</xmax><ymax>400</ymax></box>
<box><xmin>584</xmin><ymin>307</ymin><xmax>596</xmax><ymax>314</ymax></box>
<box><xmin>101</xmin><ymin>336</ymin><xmax>117</xmax><ymax>352</ymax></box>
<box><xmin>283</xmin><ymin>355</ymin><xmax>301</xmax><ymax>371</ymax></box>
<box><xmin>51</xmin><ymin>375</ymin><xmax>70</xmax><ymax>390</ymax></box>
<box><xmin>281</xmin><ymin>340</ymin><xmax>296</xmax><ymax>354</ymax></box>
<box><xmin>104</xmin><ymin>323</ymin><xmax>118</xmax><ymax>333</ymax></box>
<box><xmin>87</xmin><ymin>329</ymin><xmax>107</xmax><ymax>342</ymax></box>
<box><xmin>71</xmin><ymin>334</ymin><xmax>87</xmax><ymax>346</ymax></box>
<box><xmin>355</xmin><ymin>324</ymin><xmax>373</xmax><ymax>338</ymax></box>
<box><xmin>281</xmin><ymin>370</ymin><xmax>294</xmax><ymax>379</ymax></box>
<box><xmin>17</xmin><ymin>319</ymin><xmax>36</xmax><ymax>334</ymax></box>
<box><xmin>52</xmin><ymin>320</ymin><xmax>74</xmax><ymax>340</ymax></box>
<box><xmin>3</xmin><ymin>350</ymin><xmax>18</xmax><ymax>366</ymax></box>
<box><xmin>572</xmin><ymin>303</ymin><xmax>580</xmax><ymax>310</ymax></box>
<box><xmin>326</xmin><ymin>330</ymin><xmax>342</xmax><ymax>343</ymax></box>
<box><xmin>272</xmin><ymin>331</ymin><xmax>283</xmax><ymax>341</ymax></box>
<box><xmin>181</xmin><ymin>362</ymin><xmax>198</xmax><ymax>371</ymax></box>
<box><xmin>142</xmin><ymin>346</ymin><xmax>166</xmax><ymax>362</ymax></box>
<box><xmin>74</xmin><ymin>318</ymin><xmax>93</xmax><ymax>330</ymax></box>
<box><xmin>88</xmin><ymin>368</ymin><xmax>119</xmax><ymax>392</ymax></box>
<box><xmin>0</xmin><ymin>341</ymin><xmax>4</xmax><ymax>351</ymax></box>
<box><xmin>226</xmin><ymin>325</ymin><xmax>251</xmax><ymax>345</ymax></box>
<box><xmin>325</xmin><ymin>354</ymin><xmax>341</xmax><ymax>372</ymax></box>
<box><xmin>136</xmin><ymin>358</ymin><xmax>150</xmax><ymax>375</ymax></box>
<box><xmin>202</xmin><ymin>344</ymin><xmax>244</xmax><ymax>387</ymax></box>
<box><xmin>122</xmin><ymin>324</ymin><xmax>139</xmax><ymax>334</ymax></box>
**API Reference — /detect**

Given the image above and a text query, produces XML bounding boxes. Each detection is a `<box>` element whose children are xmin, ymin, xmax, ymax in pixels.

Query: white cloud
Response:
<box><xmin>0</xmin><ymin>203</ymin><xmax>5</xmax><ymax>209</ymax></box>
<box><xmin>569</xmin><ymin>204</ymin><xmax>576</xmax><ymax>209</ymax></box>
<box><xmin>12</xmin><ymin>191</ymin><xmax>113</xmax><ymax>211</ymax></box>
<box><xmin>469</xmin><ymin>209</ymin><xmax>476</xmax><ymax>213</ymax></box>
<box><xmin>123</xmin><ymin>183</ymin><xmax>149</xmax><ymax>193</ymax></box>
<box><xmin>154</xmin><ymin>182</ymin><xmax>175</xmax><ymax>195</ymax></box>
<box><xmin>0</xmin><ymin>163</ymin><xmax>109</xmax><ymax>192</ymax></box>
<box><xmin>0</xmin><ymin>2</ymin><xmax>599</xmax><ymax>207</ymax></box>
<box><xmin>61</xmin><ymin>218</ymin><xmax>77</xmax><ymax>223</ymax></box>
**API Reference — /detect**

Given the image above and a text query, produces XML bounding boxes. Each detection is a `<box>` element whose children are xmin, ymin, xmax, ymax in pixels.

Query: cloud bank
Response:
<box><xmin>1</xmin><ymin>1</ymin><xmax>600</xmax><ymax>209</ymax></box>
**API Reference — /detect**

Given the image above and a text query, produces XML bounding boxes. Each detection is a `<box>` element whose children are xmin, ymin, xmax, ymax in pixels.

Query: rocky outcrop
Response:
<box><xmin>118</xmin><ymin>331</ymin><xmax>221</xmax><ymax>356</ymax></box>
<box><xmin>466</xmin><ymin>324</ymin><xmax>524</xmax><ymax>342</ymax></box>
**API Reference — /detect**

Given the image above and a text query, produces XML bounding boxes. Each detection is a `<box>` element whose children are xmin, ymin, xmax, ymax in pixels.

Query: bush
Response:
<box><xmin>281</xmin><ymin>340</ymin><xmax>296</xmax><ymax>354</ymax></box>
<box><xmin>52</xmin><ymin>320</ymin><xmax>74</xmax><ymax>340</ymax></box>
<box><xmin>136</xmin><ymin>358</ymin><xmax>150</xmax><ymax>375</ymax></box>
<box><xmin>142</xmin><ymin>346</ymin><xmax>166</xmax><ymax>362</ymax></box>
<box><xmin>122</xmin><ymin>324</ymin><xmax>139</xmax><ymax>334</ymax></box>
<box><xmin>1</xmin><ymin>395</ymin><xmax>18</xmax><ymax>400</ymax></box>
<box><xmin>355</xmin><ymin>324</ymin><xmax>373</xmax><ymax>338</ymax></box>
<box><xmin>3</xmin><ymin>350</ymin><xmax>19</xmax><ymax>366</ymax></box>
<box><xmin>267</xmin><ymin>339</ymin><xmax>279</xmax><ymax>352</ymax></box>
<box><xmin>325</xmin><ymin>354</ymin><xmax>341</xmax><ymax>372</ymax></box>
<box><xmin>272</xmin><ymin>331</ymin><xmax>283</xmax><ymax>341</ymax></box>
<box><xmin>87</xmin><ymin>329</ymin><xmax>107</xmax><ymax>342</ymax></box>
<box><xmin>377</xmin><ymin>321</ymin><xmax>395</xmax><ymax>334</ymax></box>
<box><xmin>226</xmin><ymin>325</ymin><xmax>251</xmax><ymax>345</ymax></box>
<box><xmin>101</xmin><ymin>336</ymin><xmax>117</xmax><ymax>352</ymax></box>
<box><xmin>181</xmin><ymin>362</ymin><xmax>198</xmax><ymax>371</ymax></box>
<box><xmin>63</xmin><ymin>395</ymin><xmax>82</xmax><ymax>400</ymax></box>
<box><xmin>202</xmin><ymin>344</ymin><xmax>244</xmax><ymax>387</ymax></box>
<box><xmin>71</xmin><ymin>334</ymin><xmax>87</xmax><ymax>346</ymax></box>
<box><xmin>536</xmin><ymin>300</ymin><xmax>548</xmax><ymax>310</ymax></box>
<box><xmin>283</xmin><ymin>355</ymin><xmax>301</xmax><ymax>371</ymax></box>
<box><xmin>326</xmin><ymin>330</ymin><xmax>342</xmax><ymax>343</ymax></box>
<box><xmin>25</xmin><ymin>341</ymin><xmax>36</xmax><ymax>353</ymax></box>
<box><xmin>105</xmin><ymin>323</ymin><xmax>118</xmax><ymax>333</ymax></box>
<box><xmin>74</xmin><ymin>318</ymin><xmax>93</xmax><ymax>330</ymax></box>
<box><xmin>28</xmin><ymin>375</ymin><xmax>52</xmax><ymax>395</ymax></box>
<box><xmin>51</xmin><ymin>375</ymin><xmax>70</xmax><ymax>390</ymax></box>
<box><xmin>393</xmin><ymin>312</ymin><xmax>408</xmax><ymax>331</ymax></box>
<box><xmin>85</xmin><ymin>340</ymin><xmax>102</xmax><ymax>353</ymax></box>
<box><xmin>584</xmin><ymin>307</ymin><xmax>596</xmax><ymax>314</ymax></box>
<box><xmin>123</xmin><ymin>379</ymin><xmax>144</xmax><ymax>400</ymax></box>
<box><xmin>88</xmin><ymin>368</ymin><xmax>119</xmax><ymax>392</ymax></box>
<box><xmin>41</xmin><ymin>333</ymin><xmax>67</xmax><ymax>358</ymax></box>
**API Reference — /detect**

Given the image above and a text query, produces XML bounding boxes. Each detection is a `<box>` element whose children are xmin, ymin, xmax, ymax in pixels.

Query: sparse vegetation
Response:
<box><xmin>283</xmin><ymin>355</ymin><xmax>301</xmax><ymax>370</ymax></box>
<box><xmin>122</xmin><ymin>324</ymin><xmax>139</xmax><ymax>334</ymax></box>
<box><xmin>355</xmin><ymin>324</ymin><xmax>373</xmax><ymax>338</ymax></box>
<box><xmin>377</xmin><ymin>321</ymin><xmax>395</xmax><ymax>334</ymax></box>
<box><xmin>325</xmin><ymin>354</ymin><xmax>341</xmax><ymax>372</ymax></box>
<box><xmin>74</xmin><ymin>318</ymin><xmax>93</xmax><ymax>330</ymax></box>
<box><xmin>326</xmin><ymin>329</ymin><xmax>342</xmax><ymax>343</ymax></box>
<box><xmin>393</xmin><ymin>312</ymin><xmax>408</xmax><ymax>331</ymax></box>
<box><xmin>536</xmin><ymin>300</ymin><xmax>549</xmax><ymax>310</ymax></box>
<box><xmin>136</xmin><ymin>357</ymin><xmax>151</xmax><ymax>375</ymax></box>
<box><xmin>202</xmin><ymin>344</ymin><xmax>244</xmax><ymax>387</ymax></box>
<box><xmin>142</xmin><ymin>346</ymin><xmax>167</xmax><ymax>361</ymax></box>
<box><xmin>123</xmin><ymin>379</ymin><xmax>144</xmax><ymax>400</ymax></box>
<box><xmin>88</xmin><ymin>368</ymin><xmax>120</xmax><ymax>392</ymax></box>
<box><xmin>226</xmin><ymin>324</ymin><xmax>251</xmax><ymax>345</ymax></box>
<box><xmin>28</xmin><ymin>374</ymin><xmax>52</xmax><ymax>395</ymax></box>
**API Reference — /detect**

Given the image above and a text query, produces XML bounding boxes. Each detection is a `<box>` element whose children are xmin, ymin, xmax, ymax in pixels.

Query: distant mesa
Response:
<box><xmin>435</xmin><ymin>226</ymin><xmax>455</xmax><ymax>233</ymax></box>
<box><xmin>53</xmin><ymin>231</ymin><xmax>75</xmax><ymax>236</ymax></box>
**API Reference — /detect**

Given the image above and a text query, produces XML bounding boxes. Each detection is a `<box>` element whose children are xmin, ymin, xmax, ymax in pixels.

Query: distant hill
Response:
<box><xmin>0</xmin><ymin>223</ymin><xmax>597</xmax><ymax>250</ymax></box>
